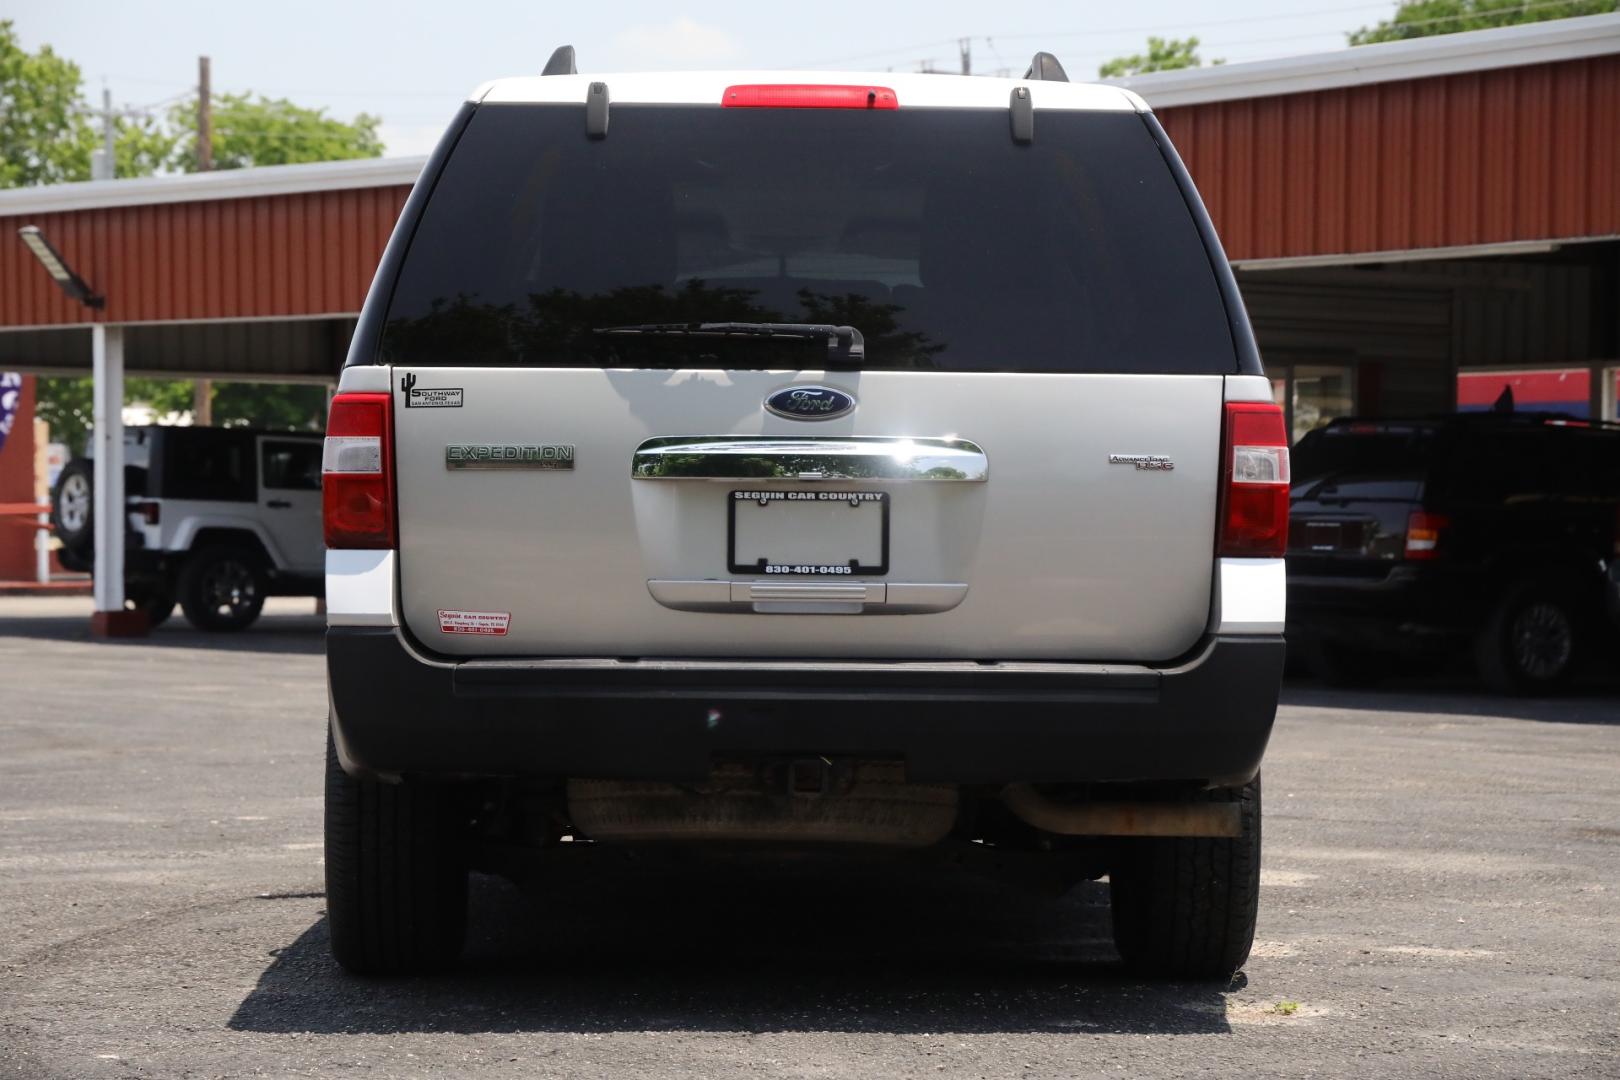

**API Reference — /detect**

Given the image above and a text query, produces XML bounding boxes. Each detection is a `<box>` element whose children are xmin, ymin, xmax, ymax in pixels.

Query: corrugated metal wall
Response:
<box><xmin>0</xmin><ymin>186</ymin><xmax>410</xmax><ymax>328</ymax></box>
<box><xmin>1159</xmin><ymin>55</ymin><xmax>1620</xmax><ymax>262</ymax></box>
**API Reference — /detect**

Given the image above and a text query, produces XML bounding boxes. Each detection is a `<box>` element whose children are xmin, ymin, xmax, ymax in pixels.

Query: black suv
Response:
<box><xmin>1288</xmin><ymin>413</ymin><xmax>1620</xmax><ymax>693</ymax></box>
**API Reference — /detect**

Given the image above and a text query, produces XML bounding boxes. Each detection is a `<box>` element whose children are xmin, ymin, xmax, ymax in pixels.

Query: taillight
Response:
<box><xmin>132</xmin><ymin>501</ymin><xmax>160</xmax><ymax>525</ymax></box>
<box><xmin>721</xmin><ymin>84</ymin><xmax>899</xmax><ymax>110</ymax></box>
<box><xmin>1220</xmin><ymin>401</ymin><xmax>1290</xmax><ymax>557</ymax></box>
<box><xmin>1405</xmin><ymin>511</ymin><xmax>1449</xmax><ymax>561</ymax></box>
<box><xmin>322</xmin><ymin>391</ymin><xmax>395</xmax><ymax>549</ymax></box>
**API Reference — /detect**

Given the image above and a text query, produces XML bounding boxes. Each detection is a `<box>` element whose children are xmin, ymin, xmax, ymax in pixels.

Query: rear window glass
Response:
<box><xmin>380</xmin><ymin>104</ymin><xmax>1234</xmax><ymax>374</ymax></box>
<box><xmin>1292</xmin><ymin>424</ymin><xmax>1437</xmax><ymax>487</ymax></box>
<box><xmin>154</xmin><ymin>429</ymin><xmax>255</xmax><ymax>502</ymax></box>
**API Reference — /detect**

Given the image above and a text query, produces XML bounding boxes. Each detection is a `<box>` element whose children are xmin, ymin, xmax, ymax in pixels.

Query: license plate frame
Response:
<box><xmin>727</xmin><ymin>489</ymin><xmax>890</xmax><ymax>576</ymax></box>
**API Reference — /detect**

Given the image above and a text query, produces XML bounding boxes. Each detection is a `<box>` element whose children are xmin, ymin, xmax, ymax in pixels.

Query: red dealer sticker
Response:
<box><xmin>437</xmin><ymin>609</ymin><xmax>511</xmax><ymax>636</ymax></box>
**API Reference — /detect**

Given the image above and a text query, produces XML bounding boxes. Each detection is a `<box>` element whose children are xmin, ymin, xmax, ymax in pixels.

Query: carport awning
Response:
<box><xmin>0</xmin><ymin>318</ymin><xmax>356</xmax><ymax>381</ymax></box>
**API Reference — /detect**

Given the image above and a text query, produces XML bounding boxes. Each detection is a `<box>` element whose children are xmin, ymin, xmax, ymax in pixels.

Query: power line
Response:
<box><xmin>788</xmin><ymin>1</ymin><xmax>1390</xmax><ymax>66</ymax></box>
<box><xmin>989</xmin><ymin>1</ymin><xmax>1395</xmax><ymax>42</ymax></box>
<box><xmin>790</xmin><ymin>0</ymin><xmax>1614</xmax><ymax>70</ymax></box>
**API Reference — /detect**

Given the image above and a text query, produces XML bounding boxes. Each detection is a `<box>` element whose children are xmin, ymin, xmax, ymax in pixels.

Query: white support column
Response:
<box><xmin>92</xmin><ymin>324</ymin><xmax>126</xmax><ymax>614</ymax></box>
<box><xmin>33</xmin><ymin>418</ymin><xmax>49</xmax><ymax>585</ymax></box>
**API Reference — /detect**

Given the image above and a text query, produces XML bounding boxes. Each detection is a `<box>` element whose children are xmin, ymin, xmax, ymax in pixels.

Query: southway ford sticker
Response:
<box><xmin>437</xmin><ymin>609</ymin><xmax>511</xmax><ymax>636</ymax></box>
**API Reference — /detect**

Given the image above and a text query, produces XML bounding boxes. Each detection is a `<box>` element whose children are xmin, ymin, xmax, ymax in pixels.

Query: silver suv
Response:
<box><xmin>321</xmin><ymin>50</ymin><xmax>1289</xmax><ymax>979</ymax></box>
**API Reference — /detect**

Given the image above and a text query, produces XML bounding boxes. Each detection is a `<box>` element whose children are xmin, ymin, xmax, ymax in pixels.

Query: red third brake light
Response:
<box><xmin>323</xmin><ymin>391</ymin><xmax>395</xmax><ymax>549</ymax></box>
<box><xmin>722</xmin><ymin>84</ymin><xmax>899</xmax><ymax>110</ymax></box>
<box><xmin>1220</xmin><ymin>402</ymin><xmax>1290</xmax><ymax>557</ymax></box>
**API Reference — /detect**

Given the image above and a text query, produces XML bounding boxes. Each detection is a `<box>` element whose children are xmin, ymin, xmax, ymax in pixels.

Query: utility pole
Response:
<box><xmin>194</xmin><ymin>55</ymin><xmax>214</xmax><ymax>426</ymax></box>
<box><xmin>196</xmin><ymin>56</ymin><xmax>213</xmax><ymax>172</ymax></box>
<box><xmin>959</xmin><ymin>37</ymin><xmax>972</xmax><ymax>76</ymax></box>
<box><xmin>90</xmin><ymin>88</ymin><xmax>116</xmax><ymax>181</ymax></box>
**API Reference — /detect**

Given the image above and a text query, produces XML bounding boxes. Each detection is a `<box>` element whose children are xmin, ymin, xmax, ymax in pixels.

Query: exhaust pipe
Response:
<box><xmin>1001</xmin><ymin>783</ymin><xmax>1240</xmax><ymax>838</ymax></box>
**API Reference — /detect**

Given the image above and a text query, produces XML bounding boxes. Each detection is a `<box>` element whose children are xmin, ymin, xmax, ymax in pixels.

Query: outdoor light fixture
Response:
<box><xmin>18</xmin><ymin>225</ymin><xmax>104</xmax><ymax>309</ymax></box>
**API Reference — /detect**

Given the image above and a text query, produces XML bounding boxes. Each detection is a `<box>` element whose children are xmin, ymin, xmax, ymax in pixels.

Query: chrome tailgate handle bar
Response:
<box><xmin>631</xmin><ymin>436</ymin><xmax>988</xmax><ymax>482</ymax></box>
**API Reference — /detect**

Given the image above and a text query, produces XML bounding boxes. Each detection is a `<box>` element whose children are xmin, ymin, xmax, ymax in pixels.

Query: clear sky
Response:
<box><xmin>13</xmin><ymin>0</ymin><xmax>1400</xmax><ymax>158</ymax></box>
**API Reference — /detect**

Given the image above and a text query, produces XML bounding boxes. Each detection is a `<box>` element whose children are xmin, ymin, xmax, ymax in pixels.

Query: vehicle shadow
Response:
<box><xmin>0</xmin><ymin>611</ymin><xmax>324</xmax><ymax>655</ymax></box>
<box><xmin>1281</xmin><ymin>675</ymin><xmax>1620</xmax><ymax>725</ymax></box>
<box><xmin>229</xmin><ymin>865</ymin><xmax>1241</xmax><ymax>1036</ymax></box>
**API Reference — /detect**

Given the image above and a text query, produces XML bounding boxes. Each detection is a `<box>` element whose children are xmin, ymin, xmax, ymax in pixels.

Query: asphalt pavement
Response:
<box><xmin>1</xmin><ymin>597</ymin><xmax>1617</xmax><ymax>1079</ymax></box>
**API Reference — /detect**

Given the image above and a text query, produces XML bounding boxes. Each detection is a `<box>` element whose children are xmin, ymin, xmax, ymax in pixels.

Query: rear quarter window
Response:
<box><xmin>1292</xmin><ymin>424</ymin><xmax>1438</xmax><ymax>488</ymax></box>
<box><xmin>380</xmin><ymin>104</ymin><xmax>1236</xmax><ymax>375</ymax></box>
<box><xmin>261</xmin><ymin>440</ymin><xmax>323</xmax><ymax>492</ymax></box>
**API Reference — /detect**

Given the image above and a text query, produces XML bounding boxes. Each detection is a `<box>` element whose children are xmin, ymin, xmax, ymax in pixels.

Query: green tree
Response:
<box><xmin>1099</xmin><ymin>36</ymin><xmax>1218</xmax><ymax>78</ymax></box>
<box><xmin>211</xmin><ymin>383</ymin><xmax>327</xmax><ymax>430</ymax></box>
<box><xmin>111</xmin><ymin>114</ymin><xmax>179</xmax><ymax>178</ymax></box>
<box><xmin>0</xmin><ymin>21</ymin><xmax>180</xmax><ymax>185</ymax></box>
<box><xmin>1350</xmin><ymin>0</ymin><xmax>1616</xmax><ymax>44</ymax></box>
<box><xmin>0</xmin><ymin>20</ymin><xmax>96</xmax><ymax>186</ymax></box>
<box><xmin>166</xmin><ymin>93</ymin><xmax>382</xmax><ymax>171</ymax></box>
<box><xmin>35</xmin><ymin>376</ymin><xmax>196</xmax><ymax>453</ymax></box>
<box><xmin>37</xmin><ymin>377</ymin><xmax>325</xmax><ymax>452</ymax></box>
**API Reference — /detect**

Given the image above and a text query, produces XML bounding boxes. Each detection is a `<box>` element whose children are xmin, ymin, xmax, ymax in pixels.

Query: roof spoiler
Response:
<box><xmin>1023</xmin><ymin>52</ymin><xmax>1069</xmax><ymax>82</ymax></box>
<box><xmin>542</xmin><ymin>45</ymin><xmax>577</xmax><ymax>76</ymax></box>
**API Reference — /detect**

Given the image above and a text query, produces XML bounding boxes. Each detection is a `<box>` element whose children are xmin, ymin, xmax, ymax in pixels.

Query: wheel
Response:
<box><xmin>56</xmin><ymin>545</ymin><xmax>90</xmax><ymax>573</ymax></box>
<box><xmin>1301</xmin><ymin>637</ymin><xmax>1385</xmax><ymax>688</ymax></box>
<box><xmin>1475</xmin><ymin>581</ymin><xmax>1582</xmax><ymax>695</ymax></box>
<box><xmin>177</xmin><ymin>547</ymin><xmax>267</xmax><ymax>631</ymax></box>
<box><xmin>324</xmin><ymin>729</ymin><xmax>470</xmax><ymax>974</ymax></box>
<box><xmin>125</xmin><ymin>581</ymin><xmax>177</xmax><ymax>628</ymax></box>
<box><xmin>50</xmin><ymin>459</ymin><xmax>95</xmax><ymax>561</ymax></box>
<box><xmin>1109</xmin><ymin>777</ymin><xmax>1261</xmax><ymax>980</ymax></box>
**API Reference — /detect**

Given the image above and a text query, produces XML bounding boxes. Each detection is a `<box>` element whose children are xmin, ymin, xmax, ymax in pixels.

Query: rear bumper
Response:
<box><xmin>1286</xmin><ymin>564</ymin><xmax>1480</xmax><ymax>647</ymax></box>
<box><xmin>327</xmin><ymin>628</ymin><xmax>1284</xmax><ymax>787</ymax></box>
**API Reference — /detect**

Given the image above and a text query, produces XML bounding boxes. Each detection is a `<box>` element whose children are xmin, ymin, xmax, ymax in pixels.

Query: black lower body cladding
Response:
<box><xmin>327</xmin><ymin>629</ymin><xmax>1284</xmax><ymax>787</ymax></box>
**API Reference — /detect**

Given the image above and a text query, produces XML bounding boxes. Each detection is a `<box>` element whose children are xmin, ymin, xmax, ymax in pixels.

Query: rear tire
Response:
<box><xmin>50</xmin><ymin>460</ymin><xmax>95</xmax><ymax>564</ymax></box>
<box><xmin>125</xmin><ymin>581</ymin><xmax>176</xmax><ymax>628</ymax></box>
<box><xmin>178</xmin><ymin>547</ymin><xmax>266</xmax><ymax>631</ymax></box>
<box><xmin>324</xmin><ymin>730</ymin><xmax>470</xmax><ymax>975</ymax></box>
<box><xmin>1475</xmin><ymin>580</ymin><xmax>1582</xmax><ymax>696</ymax></box>
<box><xmin>1109</xmin><ymin>777</ymin><xmax>1261</xmax><ymax>980</ymax></box>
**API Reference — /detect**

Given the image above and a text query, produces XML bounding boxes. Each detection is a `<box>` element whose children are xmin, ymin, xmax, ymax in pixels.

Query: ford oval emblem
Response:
<box><xmin>765</xmin><ymin>385</ymin><xmax>856</xmax><ymax>421</ymax></box>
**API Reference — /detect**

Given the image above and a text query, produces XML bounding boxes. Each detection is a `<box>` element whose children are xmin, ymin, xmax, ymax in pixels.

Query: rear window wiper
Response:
<box><xmin>594</xmin><ymin>322</ymin><xmax>865</xmax><ymax>365</ymax></box>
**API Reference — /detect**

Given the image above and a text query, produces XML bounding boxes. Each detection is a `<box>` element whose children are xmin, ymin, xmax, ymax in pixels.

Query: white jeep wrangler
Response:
<box><xmin>51</xmin><ymin>425</ymin><xmax>324</xmax><ymax>630</ymax></box>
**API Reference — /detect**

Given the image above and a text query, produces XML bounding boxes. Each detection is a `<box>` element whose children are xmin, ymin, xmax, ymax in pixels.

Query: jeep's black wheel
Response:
<box><xmin>324</xmin><ymin>730</ymin><xmax>470</xmax><ymax>974</ymax></box>
<box><xmin>125</xmin><ymin>581</ymin><xmax>176</xmax><ymax>628</ymax></box>
<box><xmin>1109</xmin><ymin>777</ymin><xmax>1261</xmax><ymax>981</ymax></box>
<box><xmin>1475</xmin><ymin>581</ymin><xmax>1581</xmax><ymax>695</ymax></box>
<box><xmin>177</xmin><ymin>547</ymin><xmax>266</xmax><ymax>631</ymax></box>
<box><xmin>56</xmin><ymin>545</ymin><xmax>90</xmax><ymax>573</ymax></box>
<box><xmin>50</xmin><ymin>459</ymin><xmax>95</xmax><ymax>562</ymax></box>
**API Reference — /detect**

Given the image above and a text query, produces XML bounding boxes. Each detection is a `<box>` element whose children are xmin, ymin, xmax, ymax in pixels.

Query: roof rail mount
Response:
<box><xmin>1024</xmin><ymin>52</ymin><xmax>1069</xmax><ymax>83</ymax></box>
<box><xmin>1009</xmin><ymin>86</ymin><xmax>1034</xmax><ymax>144</ymax></box>
<box><xmin>543</xmin><ymin>45</ymin><xmax>577</xmax><ymax>76</ymax></box>
<box><xmin>586</xmin><ymin>81</ymin><xmax>610</xmax><ymax>138</ymax></box>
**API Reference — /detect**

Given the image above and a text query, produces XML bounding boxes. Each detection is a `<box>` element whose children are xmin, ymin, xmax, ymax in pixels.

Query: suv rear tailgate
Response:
<box><xmin>393</xmin><ymin>369</ymin><xmax>1222</xmax><ymax>660</ymax></box>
